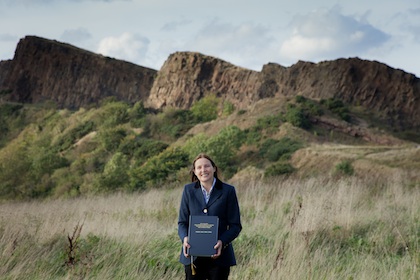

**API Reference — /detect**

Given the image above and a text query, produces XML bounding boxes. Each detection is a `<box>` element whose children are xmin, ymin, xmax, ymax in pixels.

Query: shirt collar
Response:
<box><xmin>200</xmin><ymin>177</ymin><xmax>216</xmax><ymax>194</ymax></box>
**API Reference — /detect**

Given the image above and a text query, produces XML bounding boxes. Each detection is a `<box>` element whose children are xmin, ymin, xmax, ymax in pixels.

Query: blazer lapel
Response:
<box><xmin>206</xmin><ymin>179</ymin><xmax>223</xmax><ymax>208</ymax></box>
<box><xmin>193</xmin><ymin>182</ymin><xmax>206</xmax><ymax>206</ymax></box>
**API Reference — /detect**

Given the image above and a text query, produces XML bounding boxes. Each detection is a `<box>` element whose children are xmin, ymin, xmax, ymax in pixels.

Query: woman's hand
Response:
<box><xmin>211</xmin><ymin>240</ymin><xmax>223</xmax><ymax>259</ymax></box>
<box><xmin>183</xmin><ymin>236</ymin><xmax>191</xmax><ymax>258</ymax></box>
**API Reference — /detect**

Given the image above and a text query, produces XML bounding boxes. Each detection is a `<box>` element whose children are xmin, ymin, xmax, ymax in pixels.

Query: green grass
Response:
<box><xmin>0</xmin><ymin>174</ymin><xmax>418</xmax><ymax>279</ymax></box>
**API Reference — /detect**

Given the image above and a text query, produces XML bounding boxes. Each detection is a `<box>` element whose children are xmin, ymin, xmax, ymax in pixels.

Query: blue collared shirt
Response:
<box><xmin>200</xmin><ymin>178</ymin><xmax>216</xmax><ymax>204</ymax></box>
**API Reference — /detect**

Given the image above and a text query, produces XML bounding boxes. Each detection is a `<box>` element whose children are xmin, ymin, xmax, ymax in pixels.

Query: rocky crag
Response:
<box><xmin>1</xmin><ymin>36</ymin><xmax>419</xmax><ymax>132</ymax></box>
<box><xmin>0</xmin><ymin>36</ymin><xmax>156</xmax><ymax>109</ymax></box>
<box><xmin>148</xmin><ymin>52</ymin><xmax>420</xmax><ymax>132</ymax></box>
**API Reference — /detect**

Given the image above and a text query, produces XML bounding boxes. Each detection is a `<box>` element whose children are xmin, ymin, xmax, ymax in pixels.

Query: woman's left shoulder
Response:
<box><xmin>219</xmin><ymin>180</ymin><xmax>236</xmax><ymax>191</ymax></box>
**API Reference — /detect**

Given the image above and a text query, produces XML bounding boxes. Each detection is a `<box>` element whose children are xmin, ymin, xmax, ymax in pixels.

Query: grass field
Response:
<box><xmin>0</xmin><ymin>173</ymin><xmax>418</xmax><ymax>279</ymax></box>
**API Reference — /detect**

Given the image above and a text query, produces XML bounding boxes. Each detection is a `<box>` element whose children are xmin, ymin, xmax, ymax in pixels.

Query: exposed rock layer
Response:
<box><xmin>1</xmin><ymin>36</ymin><xmax>419</xmax><ymax>132</ymax></box>
<box><xmin>1</xmin><ymin>36</ymin><xmax>156</xmax><ymax>109</ymax></box>
<box><xmin>147</xmin><ymin>52</ymin><xmax>420</xmax><ymax>131</ymax></box>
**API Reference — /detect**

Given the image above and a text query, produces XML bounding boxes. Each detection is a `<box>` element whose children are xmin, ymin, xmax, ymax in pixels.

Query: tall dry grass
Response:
<box><xmin>0</xmin><ymin>173</ymin><xmax>418</xmax><ymax>279</ymax></box>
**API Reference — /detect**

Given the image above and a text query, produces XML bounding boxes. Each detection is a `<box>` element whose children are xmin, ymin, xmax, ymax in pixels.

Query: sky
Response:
<box><xmin>1</xmin><ymin>0</ymin><xmax>419</xmax><ymax>77</ymax></box>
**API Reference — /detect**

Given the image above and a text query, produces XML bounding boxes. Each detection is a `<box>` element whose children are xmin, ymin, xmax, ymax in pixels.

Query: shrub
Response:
<box><xmin>259</xmin><ymin>137</ymin><xmax>303</xmax><ymax>162</ymax></box>
<box><xmin>99</xmin><ymin>101</ymin><xmax>129</xmax><ymax>128</ymax></box>
<box><xmin>285</xmin><ymin>105</ymin><xmax>311</xmax><ymax>129</ymax></box>
<box><xmin>264</xmin><ymin>162</ymin><xmax>295</xmax><ymax>177</ymax></box>
<box><xmin>142</xmin><ymin>108</ymin><xmax>196</xmax><ymax>140</ymax></box>
<box><xmin>243</xmin><ymin>114</ymin><xmax>283</xmax><ymax>144</ymax></box>
<box><xmin>118</xmin><ymin>135</ymin><xmax>168</xmax><ymax>161</ymax></box>
<box><xmin>129</xmin><ymin>148</ymin><xmax>189</xmax><ymax>190</ymax></box>
<box><xmin>255</xmin><ymin>114</ymin><xmax>283</xmax><ymax>134</ymax></box>
<box><xmin>97</xmin><ymin>152</ymin><xmax>130</xmax><ymax>191</ymax></box>
<box><xmin>97</xmin><ymin>127</ymin><xmax>127</xmax><ymax>152</ymax></box>
<box><xmin>183</xmin><ymin>126</ymin><xmax>244</xmax><ymax>172</ymax></box>
<box><xmin>56</xmin><ymin>121</ymin><xmax>95</xmax><ymax>151</ymax></box>
<box><xmin>0</xmin><ymin>103</ymin><xmax>23</xmax><ymax>116</ymax></box>
<box><xmin>0</xmin><ymin>103</ymin><xmax>25</xmax><ymax>144</ymax></box>
<box><xmin>222</xmin><ymin>101</ymin><xmax>235</xmax><ymax>116</ymax></box>
<box><xmin>0</xmin><ymin>142</ymin><xmax>32</xmax><ymax>198</ymax></box>
<box><xmin>295</xmin><ymin>95</ymin><xmax>306</xmax><ymax>103</ymax></box>
<box><xmin>128</xmin><ymin>101</ymin><xmax>147</xmax><ymax>127</ymax></box>
<box><xmin>335</xmin><ymin>159</ymin><xmax>354</xmax><ymax>176</ymax></box>
<box><xmin>190</xmin><ymin>94</ymin><xmax>219</xmax><ymax>122</ymax></box>
<box><xmin>30</xmin><ymin>147</ymin><xmax>69</xmax><ymax>180</ymax></box>
<box><xmin>321</xmin><ymin>98</ymin><xmax>351</xmax><ymax>122</ymax></box>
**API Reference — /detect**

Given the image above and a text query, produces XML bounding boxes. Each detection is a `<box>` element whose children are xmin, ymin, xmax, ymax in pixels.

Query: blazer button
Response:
<box><xmin>203</xmin><ymin>208</ymin><xmax>208</xmax><ymax>214</ymax></box>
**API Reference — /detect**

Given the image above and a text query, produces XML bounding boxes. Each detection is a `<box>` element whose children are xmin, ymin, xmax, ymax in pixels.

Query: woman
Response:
<box><xmin>178</xmin><ymin>153</ymin><xmax>242</xmax><ymax>280</ymax></box>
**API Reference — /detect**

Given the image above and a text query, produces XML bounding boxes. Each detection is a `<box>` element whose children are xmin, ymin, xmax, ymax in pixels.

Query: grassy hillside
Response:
<box><xmin>0</xmin><ymin>175</ymin><xmax>418</xmax><ymax>279</ymax></box>
<box><xmin>0</xmin><ymin>95</ymin><xmax>419</xmax><ymax>278</ymax></box>
<box><xmin>0</xmin><ymin>95</ymin><xmax>419</xmax><ymax>200</ymax></box>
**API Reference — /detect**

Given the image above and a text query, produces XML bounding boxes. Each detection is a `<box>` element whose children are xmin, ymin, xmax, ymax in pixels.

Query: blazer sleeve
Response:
<box><xmin>219</xmin><ymin>185</ymin><xmax>242</xmax><ymax>246</ymax></box>
<box><xmin>177</xmin><ymin>185</ymin><xmax>190</xmax><ymax>242</ymax></box>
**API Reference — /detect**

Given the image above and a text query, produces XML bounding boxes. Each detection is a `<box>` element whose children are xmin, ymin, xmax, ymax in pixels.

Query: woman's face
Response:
<box><xmin>194</xmin><ymin>158</ymin><xmax>215</xmax><ymax>184</ymax></box>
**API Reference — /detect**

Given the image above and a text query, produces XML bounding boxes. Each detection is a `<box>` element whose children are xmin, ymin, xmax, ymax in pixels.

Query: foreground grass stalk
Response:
<box><xmin>0</xmin><ymin>175</ymin><xmax>418</xmax><ymax>279</ymax></box>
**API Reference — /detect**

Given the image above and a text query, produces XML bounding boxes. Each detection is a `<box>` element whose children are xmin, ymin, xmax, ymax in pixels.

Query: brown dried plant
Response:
<box><xmin>65</xmin><ymin>221</ymin><xmax>84</xmax><ymax>267</ymax></box>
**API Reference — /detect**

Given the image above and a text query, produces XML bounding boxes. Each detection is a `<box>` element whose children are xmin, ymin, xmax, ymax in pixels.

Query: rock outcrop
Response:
<box><xmin>1</xmin><ymin>36</ymin><xmax>156</xmax><ymax>109</ymax></box>
<box><xmin>1</xmin><ymin>36</ymin><xmax>419</xmax><ymax>132</ymax></box>
<box><xmin>260</xmin><ymin>59</ymin><xmax>420</xmax><ymax>131</ymax></box>
<box><xmin>145</xmin><ymin>52</ymin><xmax>262</xmax><ymax>110</ymax></box>
<box><xmin>146</xmin><ymin>52</ymin><xmax>420</xmax><ymax>131</ymax></box>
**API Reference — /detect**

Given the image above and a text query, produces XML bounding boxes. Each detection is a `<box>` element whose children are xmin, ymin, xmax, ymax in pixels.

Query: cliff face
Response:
<box><xmin>147</xmin><ymin>53</ymin><xmax>420</xmax><ymax>131</ymax></box>
<box><xmin>1</xmin><ymin>36</ymin><xmax>156</xmax><ymax>109</ymax></box>
<box><xmin>0</xmin><ymin>60</ymin><xmax>11</xmax><ymax>91</ymax></box>
<box><xmin>145</xmin><ymin>52</ymin><xmax>262</xmax><ymax>110</ymax></box>
<box><xmin>260</xmin><ymin>59</ymin><xmax>420</xmax><ymax>130</ymax></box>
<box><xmin>1</xmin><ymin>36</ymin><xmax>419</xmax><ymax>132</ymax></box>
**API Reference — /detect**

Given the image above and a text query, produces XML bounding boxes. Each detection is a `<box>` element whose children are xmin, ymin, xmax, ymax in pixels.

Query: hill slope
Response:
<box><xmin>0</xmin><ymin>36</ymin><xmax>419</xmax><ymax>200</ymax></box>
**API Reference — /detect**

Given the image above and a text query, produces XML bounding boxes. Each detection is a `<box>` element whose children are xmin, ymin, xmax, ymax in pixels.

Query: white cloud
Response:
<box><xmin>97</xmin><ymin>32</ymin><xmax>150</xmax><ymax>64</ymax></box>
<box><xmin>186</xmin><ymin>20</ymin><xmax>274</xmax><ymax>69</ymax></box>
<box><xmin>280</xmin><ymin>7</ymin><xmax>390</xmax><ymax>62</ymax></box>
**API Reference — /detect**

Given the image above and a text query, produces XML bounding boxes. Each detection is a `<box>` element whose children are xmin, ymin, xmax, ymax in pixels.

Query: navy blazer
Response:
<box><xmin>178</xmin><ymin>178</ymin><xmax>242</xmax><ymax>266</ymax></box>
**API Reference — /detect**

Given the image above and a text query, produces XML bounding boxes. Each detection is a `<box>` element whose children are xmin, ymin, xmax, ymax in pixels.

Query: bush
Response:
<box><xmin>190</xmin><ymin>94</ymin><xmax>219</xmax><ymax>122</ymax></box>
<box><xmin>118</xmin><ymin>136</ymin><xmax>168</xmax><ymax>161</ymax></box>
<box><xmin>30</xmin><ymin>148</ymin><xmax>69</xmax><ymax>180</ymax></box>
<box><xmin>264</xmin><ymin>162</ymin><xmax>295</xmax><ymax>177</ymax></box>
<box><xmin>256</xmin><ymin>114</ymin><xmax>283</xmax><ymax>133</ymax></box>
<box><xmin>142</xmin><ymin>108</ymin><xmax>196</xmax><ymax>140</ymax></box>
<box><xmin>129</xmin><ymin>148</ymin><xmax>189</xmax><ymax>190</ymax></box>
<box><xmin>99</xmin><ymin>101</ymin><xmax>129</xmax><ymax>128</ymax></box>
<box><xmin>56</xmin><ymin>121</ymin><xmax>95</xmax><ymax>151</ymax></box>
<box><xmin>335</xmin><ymin>160</ymin><xmax>354</xmax><ymax>176</ymax></box>
<box><xmin>0</xmin><ymin>103</ymin><xmax>23</xmax><ymax>117</ymax></box>
<box><xmin>183</xmin><ymin>126</ymin><xmax>244</xmax><ymax>172</ymax></box>
<box><xmin>222</xmin><ymin>101</ymin><xmax>235</xmax><ymax>116</ymax></box>
<box><xmin>259</xmin><ymin>137</ymin><xmax>303</xmax><ymax>162</ymax></box>
<box><xmin>243</xmin><ymin>114</ymin><xmax>283</xmax><ymax>144</ymax></box>
<box><xmin>97</xmin><ymin>127</ymin><xmax>127</xmax><ymax>152</ymax></box>
<box><xmin>97</xmin><ymin>152</ymin><xmax>130</xmax><ymax>191</ymax></box>
<box><xmin>128</xmin><ymin>101</ymin><xmax>147</xmax><ymax>127</ymax></box>
<box><xmin>285</xmin><ymin>105</ymin><xmax>311</xmax><ymax>129</ymax></box>
<box><xmin>321</xmin><ymin>98</ymin><xmax>351</xmax><ymax>122</ymax></box>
